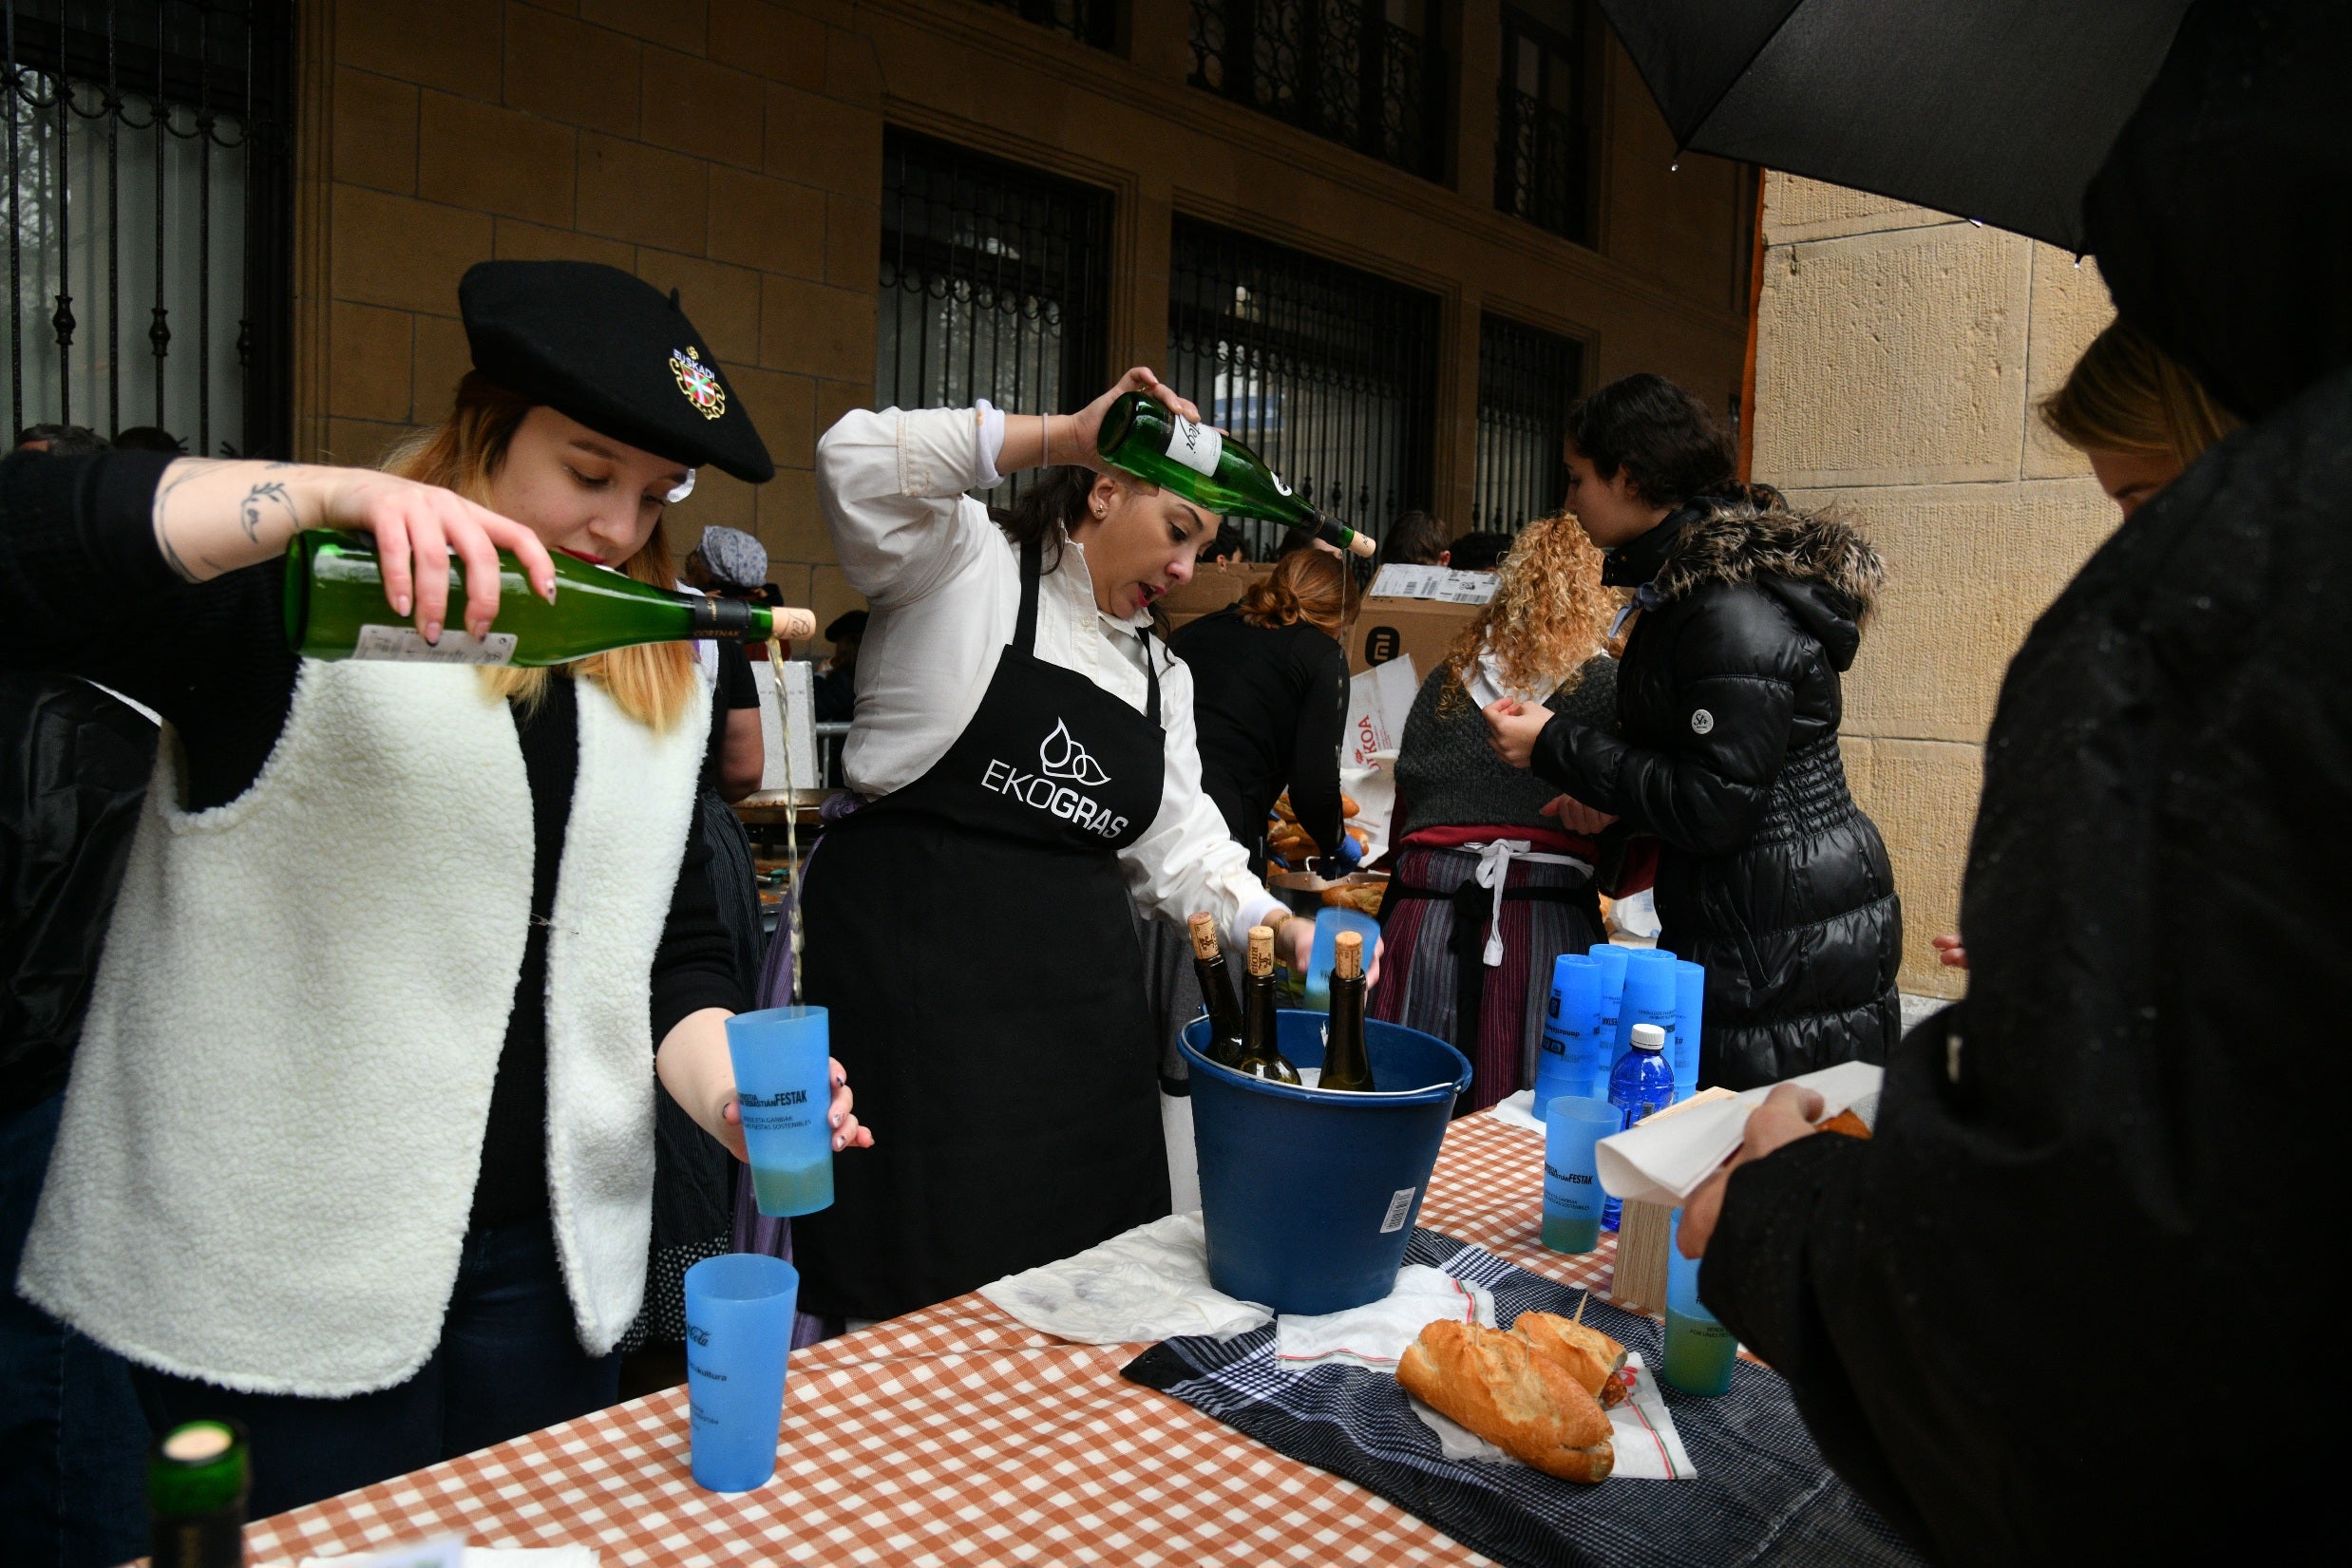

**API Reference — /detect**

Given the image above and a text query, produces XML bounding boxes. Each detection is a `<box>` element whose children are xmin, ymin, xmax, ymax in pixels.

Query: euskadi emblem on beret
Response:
<box><xmin>669</xmin><ymin>347</ymin><xmax>727</xmax><ymax>420</ymax></box>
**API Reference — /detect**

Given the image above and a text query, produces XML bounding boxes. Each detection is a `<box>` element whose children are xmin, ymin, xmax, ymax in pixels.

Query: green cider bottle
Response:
<box><xmin>281</xmin><ymin>529</ymin><xmax>816</xmax><ymax>667</ymax></box>
<box><xmin>1093</xmin><ymin>392</ymin><xmax>1378</xmax><ymax>557</ymax></box>
<box><xmin>148</xmin><ymin>1419</ymin><xmax>249</xmax><ymax>1568</ymax></box>
<box><xmin>1235</xmin><ymin>924</ymin><xmax>1304</xmax><ymax>1085</ymax></box>
<box><xmin>1318</xmin><ymin>930</ymin><xmax>1378</xmax><ymax>1093</ymax></box>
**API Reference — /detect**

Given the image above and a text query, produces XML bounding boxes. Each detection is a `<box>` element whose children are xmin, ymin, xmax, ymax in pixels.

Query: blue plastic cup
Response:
<box><xmin>1542</xmin><ymin>1095</ymin><xmax>1618</xmax><ymax>1254</ymax></box>
<box><xmin>1585</xmin><ymin>942</ymin><xmax>1627</xmax><ymax>1055</ymax></box>
<box><xmin>683</xmin><ymin>1253</ymin><xmax>799</xmax><ymax>1491</ymax></box>
<box><xmin>1671</xmin><ymin>960</ymin><xmax>1706</xmax><ymax>1099</ymax></box>
<box><xmin>1536</xmin><ymin>954</ymin><xmax>1605</xmax><ymax>1105</ymax></box>
<box><xmin>1618</xmin><ymin>951</ymin><xmax>1679</xmax><ymax>1073</ymax></box>
<box><xmin>725</xmin><ymin>1007</ymin><xmax>834</xmax><ymax>1218</ymax></box>
<box><xmin>1302</xmin><ymin>906</ymin><xmax>1383</xmax><ymax>1010</ymax></box>
<box><xmin>1663</xmin><ymin>1210</ymin><xmax>1736</xmax><ymax>1395</ymax></box>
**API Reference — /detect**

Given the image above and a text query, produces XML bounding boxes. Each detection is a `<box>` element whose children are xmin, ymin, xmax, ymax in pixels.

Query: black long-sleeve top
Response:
<box><xmin>1167</xmin><ymin>608</ymin><xmax>1348</xmax><ymax>860</ymax></box>
<box><xmin>0</xmin><ymin>450</ymin><xmax>742</xmax><ymax>1231</ymax></box>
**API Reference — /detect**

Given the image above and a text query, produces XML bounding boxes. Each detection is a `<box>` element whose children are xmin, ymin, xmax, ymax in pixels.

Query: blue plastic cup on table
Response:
<box><xmin>1671</xmin><ymin>960</ymin><xmax>1706</xmax><ymax>1100</ymax></box>
<box><xmin>726</xmin><ymin>1006</ymin><xmax>835</xmax><ymax>1218</ymax></box>
<box><xmin>1541</xmin><ymin>1094</ymin><xmax>1618</xmax><ymax>1254</ymax></box>
<box><xmin>683</xmin><ymin>1253</ymin><xmax>799</xmax><ymax>1491</ymax></box>
<box><xmin>1662</xmin><ymin>1210</ymin><xmax>1737</xmax><ymax>1395</ymax></box>
<box><xmin>1618</xmin><ymin>951</ymin><xmax>1679</xmax><ymax>1074</ymax></box>
<box><xmin>1585</xmin><ymin>942</ymin><xmax>1627</xmax><ymax>1065</ymax></box>
<box><xmin>1536</xmin><ymin>954</ymin><xmax>1607</xmax><ymax>1105</ymax></box>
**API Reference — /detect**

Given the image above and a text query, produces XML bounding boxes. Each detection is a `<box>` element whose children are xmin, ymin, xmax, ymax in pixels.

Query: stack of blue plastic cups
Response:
<box><xmin>1537</xmin><ymin>954</ymin><xmax>1608</xmax><ymax>1105</ymax></box>
<box><xmin>1671</xmin><ymin>959</ymin><xmax>1705</xmax><ymax>1102</ymax></box>
<box><xmin>1616</xmin><ymin>951</ymin><xmax>1679</xmax><ymax>1070</ymax></box>
<box><xmin>1584</xmin><ymin>943</ymin><xmax>1627</xmax><ymax>1067</ymax></box>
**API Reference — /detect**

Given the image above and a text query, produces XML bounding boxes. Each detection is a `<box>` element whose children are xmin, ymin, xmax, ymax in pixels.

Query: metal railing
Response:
<box><xmin>5</xmin><ymin>0</ymin><xmax>290</xmax><ymax>454</ymax></box>
<box><xmin>1188</xmin><ymin>1</ymin><xmax>1448</xmax><ymax>183</ymax></box>
<box><xmin>877</xmin><ymin>126</ymin><xmax>1112</xmax><ymax>504</ymax></box>
<box><xmin>1167</xmin><ymin>213</ymin><xmax>1438</xmax><ymax>558</ymax></box>
<box><xmin>1474</xmin><ymin>312</ymin><xmax>1582</xmax><ymax>532</ymax></box>
<box><xmin>974</xmin><ymin>0</ymin><xmax>1119</xmax><ymax>48</ymax></box>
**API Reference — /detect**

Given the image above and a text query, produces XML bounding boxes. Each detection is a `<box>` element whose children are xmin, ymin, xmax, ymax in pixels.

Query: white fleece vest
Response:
<box><xmin>18</xmin><ymin>659</ymin><xmax>709</xmax><ymax>1397</ymax></box>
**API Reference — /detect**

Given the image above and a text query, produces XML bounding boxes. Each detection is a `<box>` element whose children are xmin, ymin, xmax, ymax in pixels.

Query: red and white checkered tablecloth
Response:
<box><xmin>246</xmin><ymin>1112</ymin><xmax>1608</xmax><ymax>1566</ymax></box>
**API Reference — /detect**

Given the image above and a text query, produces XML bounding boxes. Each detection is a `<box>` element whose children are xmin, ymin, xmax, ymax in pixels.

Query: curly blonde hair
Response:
<box><xmin>1435</xmin><ymin>511</ymin><xmax>1616</xmax><ymax>714</ymax></box>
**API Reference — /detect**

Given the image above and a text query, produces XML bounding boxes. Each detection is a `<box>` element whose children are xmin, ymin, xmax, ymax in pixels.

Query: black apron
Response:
<box><xmin>793</xmin><ymin>536</ymin><xmax>1172</xmax><ymax>1322</ymax></box>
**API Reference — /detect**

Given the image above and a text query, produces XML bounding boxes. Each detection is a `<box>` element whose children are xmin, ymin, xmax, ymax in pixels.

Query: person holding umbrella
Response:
<box><xmin>1670</xmin><ymin>4</ymin><xmax>2336</xmax><ymax>1561</ymax></box>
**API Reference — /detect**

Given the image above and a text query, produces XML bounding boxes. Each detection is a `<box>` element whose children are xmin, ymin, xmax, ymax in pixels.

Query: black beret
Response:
<box><xmin>458</xmin><ymin>260</ymin><xmax>775</xmax><ymax>483</ymax></box>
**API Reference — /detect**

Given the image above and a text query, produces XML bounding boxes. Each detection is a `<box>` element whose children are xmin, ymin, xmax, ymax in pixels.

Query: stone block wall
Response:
<box><xmin>293</xmin><ymin>1</ymin><xmax>1755</xmax><ymax>655</ymax></box>
<box><xmin>1748</xmin><ymin>174</ymin><xmax>2119</xmax><ymax>996</ymax></box>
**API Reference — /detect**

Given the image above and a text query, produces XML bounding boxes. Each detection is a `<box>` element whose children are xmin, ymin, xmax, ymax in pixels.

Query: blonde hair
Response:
<box><xmin>1437</xmin><ymin>512</ymin><xmax>1615</xmax><ymax>714</ymax></box>
<box><xmin>2040</xmin><ymin>318</ymin><xmax>2240</xmax><ymax>467</ymax></box>
<box><xmin>385</xmin><ymin>372</ymin><xmax>698</xmax><ymax>732</ymax></box>
<box><xmin>1237</xmin><ymin>547</ymin><xmax>1351</xmax><ymax>639</ymax></box>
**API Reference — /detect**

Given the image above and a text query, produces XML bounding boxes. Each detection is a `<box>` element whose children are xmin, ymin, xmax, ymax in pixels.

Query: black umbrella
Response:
<box><xmin>1596</xmin><ymin>0</ymin><xmax>2194</xmax><ymax>251</ymax></box>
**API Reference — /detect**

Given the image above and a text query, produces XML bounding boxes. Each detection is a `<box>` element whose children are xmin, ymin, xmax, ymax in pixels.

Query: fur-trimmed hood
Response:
<box><xmin>1646</xmin><ymin>497</ymin><xmax>1885</xmax><ymax>673</ymax></box>
<box><xmin>1652</xmin><ymin>497</ymin><xmax>1886</xmax><ymax>613</ymax></box>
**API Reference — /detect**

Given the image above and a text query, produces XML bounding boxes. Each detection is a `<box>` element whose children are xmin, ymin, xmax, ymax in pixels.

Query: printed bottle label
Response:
<box><xmin>1165</xmin><ymin>415</ymin><xmax>1223</xmax><ymax>478</ymax></box>
<box><xmin>352</xmin><ymin>623</ymin><xmax>519</xmax><ymax>666</ymax></box>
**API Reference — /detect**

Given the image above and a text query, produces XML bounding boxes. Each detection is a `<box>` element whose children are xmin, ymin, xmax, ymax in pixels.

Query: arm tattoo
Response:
<box><xmin>239</xmin><ymin>479</ymin><xmax>294</xmax><ymax>543</ymax></box>
<box><xmin>151</xmin><ymin>465</ymin><xmax>205</xmax><ymax>583</ymax></box>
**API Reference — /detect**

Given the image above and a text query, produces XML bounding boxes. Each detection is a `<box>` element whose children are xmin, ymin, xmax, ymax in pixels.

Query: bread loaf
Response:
<box><xmin>1395</xmin><ymin>1320</ymin><xmax>1614</xmax><ymax>1483</ymax></box>
<box><xmin>1512</xmin><ymin>1313</ymin><xmax>1629</xmax><ymax>1407</ymax></box>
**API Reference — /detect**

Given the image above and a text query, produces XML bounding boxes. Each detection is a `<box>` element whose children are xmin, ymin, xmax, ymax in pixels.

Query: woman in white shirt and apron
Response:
<box><xmin>797</xmin><ymin>370</ymin><xmax>1311</xmax><ymax>1323</ymax></box>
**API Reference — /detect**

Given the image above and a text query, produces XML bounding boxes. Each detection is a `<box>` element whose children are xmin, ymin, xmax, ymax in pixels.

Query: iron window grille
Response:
<box><xmin>1473</xmin><ymin>312</ymin><xmax>1581</xmax><ymax>532</ymax></box>
<box><xmin>6</xmin><ymin>0</ymin><xmax>291</xmax><ymax>456</ymax></box>
<box><xmin>877</xmin><ymin>127</ymin><xmax>1112</xmax><ymax>503</ymax></box>
<box><xmin>974</xmin><ymin>0</ymin><xmax>1120</xmax><ymax>49</ymax></box>
<box><xmin>1188</xmin><ymin>1</ymin><xmax>1448</xmax><ymax>183</ymax></box>
<box><xmin>1494</xmin><ymin>4</ymin><xmax>1594</xmax><ymax>245</ymax></box>
<box><xmin>1167</xmin><ymin>213</ymin><xmax>1437</xmax><ymax>557</ymax></box>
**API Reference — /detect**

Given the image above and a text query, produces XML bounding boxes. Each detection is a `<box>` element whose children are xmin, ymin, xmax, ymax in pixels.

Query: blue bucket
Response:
<box><xmin>1181</xmin><ymin>1010</ymin><xmax>1470</xmax><ymax>1315</ymax></box>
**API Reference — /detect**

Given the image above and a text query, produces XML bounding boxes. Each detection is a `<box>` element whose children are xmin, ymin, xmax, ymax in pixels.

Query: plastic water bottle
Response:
<box><xmin>1602</xmin><ymin>1022</ymin><xmax>1676</xmax><ymax>1232</ymax></box>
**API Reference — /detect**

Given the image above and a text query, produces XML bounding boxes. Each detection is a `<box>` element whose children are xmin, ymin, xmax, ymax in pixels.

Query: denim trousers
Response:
<box><xmin>0</xmin><ymin>1091</ymin><xmax>149</xmax><ymax>1568</ymax></box>
<box><xmin>137</xmin><ymin>1212</ymin><xmax>620</xmax><ymax>1521</ymax></box>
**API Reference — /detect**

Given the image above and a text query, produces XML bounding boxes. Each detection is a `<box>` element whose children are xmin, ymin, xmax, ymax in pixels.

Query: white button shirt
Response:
<box><xmin>817</xmin><ymin>406</ymin><xmax>1288</xmax><ymax>951</ymax></box>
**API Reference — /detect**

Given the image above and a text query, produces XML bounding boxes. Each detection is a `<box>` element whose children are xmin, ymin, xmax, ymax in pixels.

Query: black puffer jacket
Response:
<box><xmin>1530</xmin><ymin>497</ymin><xmax>1900</xmax><ymax>1086</ymax></box>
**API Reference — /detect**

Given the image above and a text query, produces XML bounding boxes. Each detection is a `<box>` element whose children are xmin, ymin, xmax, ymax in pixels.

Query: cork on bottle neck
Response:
<box><xmin>1188</xmin><ymin>912</ymin><xmax>1222</xmax><ymax>961</ymax></box>
<box><xmin>1334</xmin><ymin>930</ymin><xmax>1363</xmax><ymax>981</ymax></box>
<box><xmin>1246</xmin><ymin>924</ymin><xmax>1275</xmax><ymax>977</ymax></box>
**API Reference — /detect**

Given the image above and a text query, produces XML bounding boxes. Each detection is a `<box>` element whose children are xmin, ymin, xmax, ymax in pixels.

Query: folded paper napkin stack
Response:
<box><xmin>1596</xmin><ymin>1061</ymin><xmax>1882</xmax><ymax>1207</ymax></box>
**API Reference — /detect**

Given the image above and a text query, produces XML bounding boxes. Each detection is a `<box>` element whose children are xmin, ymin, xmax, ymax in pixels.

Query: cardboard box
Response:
<box><xmin>1344</xmin><ymin>594</ymin><xmax>1482</xmax><ymax>678</ymax></box>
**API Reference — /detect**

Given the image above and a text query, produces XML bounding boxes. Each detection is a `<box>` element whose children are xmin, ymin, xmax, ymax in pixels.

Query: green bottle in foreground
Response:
<box><xmin>282</xmin><ymin>529</ymin><xmax>816</xmax><ymax>667</ymax></box>
<box><xmin>148</xmin><ymin>1419</ymin><xmax>249</xmax><ymax>1568</ymax></box>
<box><xmin>1094</xmin><ymin>392</ymin><xmax>1378</xmax><ymax>557</ymax></box>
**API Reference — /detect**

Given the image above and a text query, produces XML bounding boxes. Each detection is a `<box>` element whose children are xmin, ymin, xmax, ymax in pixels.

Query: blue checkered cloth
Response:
<box><xmin>1121</xmin><ymin>1231</ymin><xmax>1925</xmax><ymax>1568</ymax></box>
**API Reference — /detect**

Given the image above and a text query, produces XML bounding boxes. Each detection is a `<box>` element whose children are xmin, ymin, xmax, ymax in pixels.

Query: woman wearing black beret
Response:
<box><xmin>2</xmin><ymin>260</ymin><xmax>868</xmax><ymax>1516</ymax></box>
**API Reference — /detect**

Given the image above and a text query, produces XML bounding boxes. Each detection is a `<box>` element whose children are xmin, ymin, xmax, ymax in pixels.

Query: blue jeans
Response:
<box><xmin>1</xmin><ymin>1091</ymin><xmax>150</xmax><ymax>1568</ymax></box>
<box><xmin>136</xmin><ymin>1213</ymin><xmax>620</xmax><ymax>1521</ymax></box>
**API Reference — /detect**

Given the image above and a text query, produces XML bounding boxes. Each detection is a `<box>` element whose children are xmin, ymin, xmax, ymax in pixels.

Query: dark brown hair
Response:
<box><xmin>1565</xmin><ymin>372</ymin><xmax>1736</xmax><ymax>509</ymax></box>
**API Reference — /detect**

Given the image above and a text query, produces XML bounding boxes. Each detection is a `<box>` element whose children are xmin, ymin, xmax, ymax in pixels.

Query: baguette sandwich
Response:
<box><xmin>1395</xmin><ymin>1320</ymin><xmax>1615</xmax><ymax>1483</ymax></box>
<box><xmin>1511</xmin><ymin>1312</ymin><xmax>1630</xmax><ymax>1407</ymax></box>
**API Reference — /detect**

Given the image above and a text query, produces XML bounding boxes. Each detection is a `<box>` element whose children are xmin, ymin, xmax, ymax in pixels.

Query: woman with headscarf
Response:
<box><xmin>1675</xmin><ymin>5</ymin><xmax>2342</xmax><ymax>1560</ymax></box>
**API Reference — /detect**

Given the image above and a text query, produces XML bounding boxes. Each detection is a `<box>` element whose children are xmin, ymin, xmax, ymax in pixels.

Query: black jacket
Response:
<box><xmin>1167</xmin><ymin>608</ymin><xmax>1348</xmax><ymax>859</ymax></box>
<box><xmin>1704</xmin><ymin>363</ymin><xmax>2349</xmax><ymax>1566</ymax></box>
<box><xmin>1</xmin><ymin>675</ymin><xmax>156</xmax><ymax>1115</ymax></box>
<box><xmin>1530</xmin><ymin>498</ymin><xmax>1901</xmax><ymax>1086</ymax></box>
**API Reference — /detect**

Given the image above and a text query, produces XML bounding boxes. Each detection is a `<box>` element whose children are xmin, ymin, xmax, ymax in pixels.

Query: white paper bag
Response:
<box><xmin>1345</xmin><ymin>655</ymin><xmax>1419</xmax><ymax>768</ymax></box>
